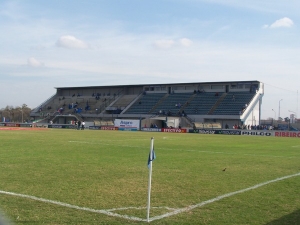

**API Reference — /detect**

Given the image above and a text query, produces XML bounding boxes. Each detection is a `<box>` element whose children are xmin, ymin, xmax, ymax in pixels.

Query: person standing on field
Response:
<box><xmin>81</xmin><ymin>121</ymin><xmax>85</xmax><ymax>130</ymax></box>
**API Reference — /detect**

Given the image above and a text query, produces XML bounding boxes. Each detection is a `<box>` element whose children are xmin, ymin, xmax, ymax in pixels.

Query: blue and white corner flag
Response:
<box><xmin>147</xmin><ymin>137</ymin><xmax>155</xmax><ymax>222</ymax></box>
<box><xmin>147</xmin><ymin>147</ymin><xmax>156</xmax><ymax>168</ymax></box>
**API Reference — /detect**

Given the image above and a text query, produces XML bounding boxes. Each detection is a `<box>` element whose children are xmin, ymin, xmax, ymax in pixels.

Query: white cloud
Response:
<box><xmin>270</xmin><ymin>17</ymin><xmax>294</xmax><ymax>28</ymax></box>
<box><xmin>27</xmin><ymin>57</ymin><xmax>44</xmax><ymax>67</ymax></box>
<box><xmin>262</xmin><ymin>24</ymin><xmax>269</xmax><ymax>29</ymax></box>
<box><xmin>154</xmin><ymin>38</ymin><xmax>193</xmax><ymax>49</ymax></box>
<box><xmin>153</xmin><ymin>39</ymin><xmax>175</xmax><ymax>49</ymax></box>
<box><xmin>180</xmin><ymin>38</ymin><xmax>193</xmax><ymax>47</ymax></box>
<box><xmin>55</xmin><ymin>35</ymin><xmax>88</xmax><ymax>49</ymax></box>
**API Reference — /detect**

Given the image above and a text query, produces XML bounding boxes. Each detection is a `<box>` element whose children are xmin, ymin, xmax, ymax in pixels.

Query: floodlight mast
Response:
<box><xmin>288</xmin><ymin>110</ymin><xmax>297</xmax><ymax>116</ymax></box>
<box><xmin>288</xmin><ymin>110</ymin><xmax>297</xmax><ymax>123</ymax></box>
<box><xmin>272</xmin><ymin>109</ymin><xmax>276</xmax><ymax>120</ymax></box>
<box><xmin>278</xmin><ymin>99</ymin><xmax>283</xmax><ymax>120</ymax></box>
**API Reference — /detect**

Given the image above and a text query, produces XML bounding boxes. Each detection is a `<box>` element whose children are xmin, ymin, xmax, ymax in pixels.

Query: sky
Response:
<box><xmin>0</xmin><ymin>0</ymin><xmax>299</xmax><ymax>120</ymax></box>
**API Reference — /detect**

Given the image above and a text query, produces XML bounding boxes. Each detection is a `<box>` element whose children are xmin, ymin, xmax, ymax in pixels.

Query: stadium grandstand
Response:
<box><xmin>30</xmin><ymin>80</ymin><xmax>264</xmax><ymax>129</ymax></box>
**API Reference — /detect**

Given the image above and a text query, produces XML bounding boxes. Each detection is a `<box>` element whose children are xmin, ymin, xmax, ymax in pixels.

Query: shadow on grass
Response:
<box><xmin>265</xmin><ymin>209</ymin><xmax>300</xmax><ymax>225</ymax></box>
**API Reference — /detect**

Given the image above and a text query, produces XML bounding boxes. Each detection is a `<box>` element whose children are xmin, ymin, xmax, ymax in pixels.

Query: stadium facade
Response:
<box><xmin>30</xmin><ymin>80</ymin><xmax>264</xmax><ymax>129</ymax></box>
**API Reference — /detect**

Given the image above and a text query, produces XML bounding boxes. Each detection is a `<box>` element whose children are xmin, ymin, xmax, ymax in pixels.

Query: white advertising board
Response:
<box><xmin>114</xmin><ymin>119</ymin><xmax>140</xmax><ymax>131</ymax></box>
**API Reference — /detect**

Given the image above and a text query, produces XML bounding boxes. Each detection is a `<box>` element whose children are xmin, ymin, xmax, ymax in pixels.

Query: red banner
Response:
<box><xmin>161</xmin><ymin>128</ymin><xmax>187</xmax><ymax>133</ymax></box>
<box><xmin>275</xmin><ymin>132</ymin><xmax>300</xmax><ymax>138</ymax></box>
<box><xmin>101</xmin><ymin>126</ymin><xmax>118</xmax><ymax>131</ymax></box>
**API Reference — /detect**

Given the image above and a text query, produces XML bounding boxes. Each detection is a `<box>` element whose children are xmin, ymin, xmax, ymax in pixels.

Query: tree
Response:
<box><xmin>0</xmin><ymin>104</ymin><xmax>31</xmax><ymax>122</ymax></box>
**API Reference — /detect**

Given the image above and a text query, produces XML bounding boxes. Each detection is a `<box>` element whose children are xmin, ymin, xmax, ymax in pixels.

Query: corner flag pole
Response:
<box><xmin>147</xmin><ymin>137</ymin><xmax>154</xmax><ymax>222</ymax></box>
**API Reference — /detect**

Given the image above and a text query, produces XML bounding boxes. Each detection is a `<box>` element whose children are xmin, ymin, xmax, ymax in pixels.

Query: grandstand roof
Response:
<box><xmin>55</xmin><ymin>80</ymin><xmax>260</xmax><ymax>90</ymax></box>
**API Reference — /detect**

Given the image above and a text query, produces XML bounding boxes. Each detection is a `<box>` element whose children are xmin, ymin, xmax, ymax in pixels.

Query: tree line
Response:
<box><xmin>0</xmin><ymin>104</ymin><xmax>32</xmax><ymax>123</ymax></box>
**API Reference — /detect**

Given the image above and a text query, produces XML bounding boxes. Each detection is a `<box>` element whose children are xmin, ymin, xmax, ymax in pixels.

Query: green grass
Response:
<box><xmin>0</xmin><ymin>129</ymin><xmax>299</xmax><ymax>224</ymax></box>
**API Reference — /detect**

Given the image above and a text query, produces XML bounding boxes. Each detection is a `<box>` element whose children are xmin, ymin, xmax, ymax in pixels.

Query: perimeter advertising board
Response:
<box><xmin>275</xmin><ymin>131</ymin><xmax>300</xmax><ymax>137</ymax></box>
<box><xmin>161</xmin><ymin>128</ymin><xmax>187</xmax><ymax>133</ymax></box>
<box><xmin>241</xmin><ymin>131</ymin><xmax>272</xmax><ymax>136</ymax></box>
<box><xmin>20</xmin><ymin>123</ymin><xmax>32</xmax><ymax>127</ymax></box>
<box><xmin>101</xmin><ymin>126</ymin><xmax>118</xmax><ymax>131</ymax></box>
<box><xmin>141</xmin><ymin>128</ymin><xmax>161</xmax><ymax>132</ymax></box>
<box><xmin>189</xmin><ymin>129</ymin><xmax>241</xmax><ymax>135</ymax></box>
<box><xmin>114</xmin><ymin>119</ymin><xmax>140</xmax><ymax>131</ymax></box>
<box><xmin>89</xmin><ymin>126</ymin><xmax>101</xmax><ymax>130</ymax></box>
<box><xmin>188</xmin><ymin>129</ymin><xmax>300</xmax><ymax>138</ymax></box>
<box><xmin>89</xmin><ymin>126</ymin><xmax>118</xmax><ymax>130</ymax></box>
<box><xmin>48</xmin><ymin>124</ymin><xmax>76</xmax><ymax>129</ymax></box>
<box><xmin>0</xmin><ymin>123</ymin><xmax>32</xmax><ymax>127</ymax></box>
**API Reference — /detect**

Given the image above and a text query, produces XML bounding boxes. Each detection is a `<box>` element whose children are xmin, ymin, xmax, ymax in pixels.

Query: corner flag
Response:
<box><xmin>147</xmin><ymin>137</ymin><xmax>155</xmax><ymax>222</ymax></box>
<box><xmin>147</xmin><ymin>147</ymin><xmax>156</xmax><ymax>168</ymax></box>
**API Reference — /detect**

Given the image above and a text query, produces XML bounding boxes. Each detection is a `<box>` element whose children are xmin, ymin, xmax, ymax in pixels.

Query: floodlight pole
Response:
<box><xmin>288</xmin><ymin>110</ymin><xmax>297</xmax><ymax>118</ymax></box>
<box><xmin>278</xmin><ymin>99</ymin><xmax>283</xmax><ymax>120</ymax></box>
<box><xmin>288</xmin><ymin>110</ymin><xmax>297</xmax><ymax>123</ymax></box>
<box><xmin>272</xmin><ymin>109</ymin><xmax>276</xmax><ymax>121</ymax></box>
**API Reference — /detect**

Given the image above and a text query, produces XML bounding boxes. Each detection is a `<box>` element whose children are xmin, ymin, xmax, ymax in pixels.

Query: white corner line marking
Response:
<box><xmin>148</xmin><ymin>172</ymin><xmax>300</xmax><ymax>222</ymax></box>
<box><xmin>0</xmin><ymin>190</ymin><xmax>146</xmax><ymax>222</ymax></box>
<box><xmin>1</xmin><ymin>172</ymin><xmax>299</xmax><ymax>223</ymax></box>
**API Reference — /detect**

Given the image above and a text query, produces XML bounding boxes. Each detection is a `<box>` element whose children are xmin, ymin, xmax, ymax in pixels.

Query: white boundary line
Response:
<box><xmin>0</xmin><ymin>190</ymin><xmax>145</xmax><ymax>222</ymax></box>
<box><xmin>1</xmin><ymin>172</ymin><xmax>299</xmax><ymax>222</ymax></box>
<box><xmin>148</xmin><ymin>172</ymin><xmax>300</xmax><ymax>222</ymax></box>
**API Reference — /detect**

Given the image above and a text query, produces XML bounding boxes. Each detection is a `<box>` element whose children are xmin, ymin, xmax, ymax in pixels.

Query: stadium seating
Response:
<box><xmin>182</xmin><ymin>92</ymin><xmax>221</xmax><ymax>115</ymax></box>
<box><xmin>212</xmin><ymin>92</ymin><xmax>255</xmax><ymax>115</ymax></box>
<box><xmin>153</xmin><ymin>93</ymin><xmax>193</xmax><ymax>115</ymax></box>
<box><xmin>124</xmin><ymin>93</ymin><xmax>166</xmax><ymax>114</ymax></box>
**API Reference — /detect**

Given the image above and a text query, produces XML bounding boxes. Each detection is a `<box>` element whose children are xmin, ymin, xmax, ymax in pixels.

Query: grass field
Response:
<box><xmin>0</xmin><ymin>129</ymin><xmax>299</xmax><ymax>225</ymax></box>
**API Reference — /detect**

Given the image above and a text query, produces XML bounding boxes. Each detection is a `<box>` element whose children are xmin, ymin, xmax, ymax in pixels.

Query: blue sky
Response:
<box><xmin>0</xmin><ymin>0</ymin><xmax>299</xmax><ymax>119</ymax></box>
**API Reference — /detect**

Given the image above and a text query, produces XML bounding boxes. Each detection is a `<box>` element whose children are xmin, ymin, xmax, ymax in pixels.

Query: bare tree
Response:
<box><xmin>0</xmin><ymin>104</ymin><xmax>31</xmax><ymax>122</ymax></box>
